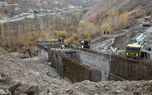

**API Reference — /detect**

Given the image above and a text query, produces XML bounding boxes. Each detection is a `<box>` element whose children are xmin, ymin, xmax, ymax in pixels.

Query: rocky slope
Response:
<box><xmin>84</xmin><ymin>0</ymin><xmax>152</xmax><ymax>20</ymax></box>
<box><xmin>0</xmin><ymin>47</ymin><xmax>71</xmax><ymax>95</ymax></box>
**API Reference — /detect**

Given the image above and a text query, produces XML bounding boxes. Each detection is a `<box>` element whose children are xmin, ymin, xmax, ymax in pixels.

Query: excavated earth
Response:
<box><xmin>0</xmin><ymin>47</ymin><xmax>70</xmax><ymax>95</ymax></box>
<box><xmin>0</xmin><ymin>47</ymin><xmax>152</xmax><ymax>95</ymax></box>
<box><xmin>90</xmin><ymin>24</ymin><xmax>152</xmax><ymax>53</ymax></box>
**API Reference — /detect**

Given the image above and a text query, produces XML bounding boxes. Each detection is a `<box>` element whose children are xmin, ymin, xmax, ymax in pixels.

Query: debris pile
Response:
<box><xmin>0</xmin><ymin>47</ymin><xmax>71</xmax><ymax>95</ymax></box>
<box><xmin>68</xmin><ymin>80</ymin><xmax>152</xmax><ymax>95</ymax></box>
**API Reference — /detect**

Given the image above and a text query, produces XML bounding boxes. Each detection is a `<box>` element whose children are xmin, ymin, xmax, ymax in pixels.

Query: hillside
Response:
<box><xmin>84</xmin><ymin>0</ymin><xmax>152</xmax><ymax>20</ymax></box>
<box><xmin>0</xmin><ymin>47</ymin><xmax>71</xmax><ymax>95</ymax></box>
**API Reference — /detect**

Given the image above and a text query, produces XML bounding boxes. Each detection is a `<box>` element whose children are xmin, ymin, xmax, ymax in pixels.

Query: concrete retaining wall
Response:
<box><xmin>111</xmin><ymin>54</ymin><xmax>152</xmax><ymax>80</ymax></box>
<box><xmin>74</xmin><ymin>49</ymin><xmax>110</xmax><ymax>80</ymax></box>
<box><xmin>38</xmin><ymin>45</ymin><xmax>152</xmax><ymax>81</ymax></box>
<box><xmin>48</xmin><ymin>50</ymin><xmax>102</xmax><ymax>82</ymax></box>
<box><xmin>48</xmin><ymin>48</ymin><xmax>124</xmax><ymax>81</ymax></box>
<box><xmin>63</xmin><ymin>57</ymin><xmax>101</xmax><ymax>82</ymax></box>
<box><xmin>74</xmin><ymin>49</ymin><xmax>125</xmax><ymax>81</ymax></box>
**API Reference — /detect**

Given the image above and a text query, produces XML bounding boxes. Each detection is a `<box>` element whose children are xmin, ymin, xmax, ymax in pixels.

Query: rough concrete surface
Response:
<box><xmin>77</xmin><ymin>50</ymin><xmax>110</xmax><ymax>80</ymax></box>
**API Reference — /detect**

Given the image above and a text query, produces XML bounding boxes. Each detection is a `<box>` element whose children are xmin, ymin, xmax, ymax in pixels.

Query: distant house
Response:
<box><xmin>0</xmin><ymin>2</ymin><xmax>8</xmax><ymax>8</ymax></box>
<box><xmin>68</xmin><ymin>5</ymin><xmax>75</xmax><ymax>9</ymax></box>
<box><xmin>11</xmin><ymin>3</ymin><xmax>18</xmax><ymax>9</ymax></box>
<box><xmin>54</xmin><ymin>1</ymin><xmax>59</xmax><ymax>4</ymax></box>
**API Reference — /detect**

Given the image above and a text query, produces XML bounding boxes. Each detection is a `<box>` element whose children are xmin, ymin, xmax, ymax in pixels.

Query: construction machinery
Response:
<box><xmin>144</xmin><ymin>16</ymin><xmax>152</xmax><ymax>22</ymax></box>
<box><xmin>125</xmin><ymin>44</ymin><xmax>142</xmax><ymax>59</ymax></box>
<box><xmin>143</xmin><ymin>16</ymin><xmax>152</xmax><ymax>27</ymax></box>
<box><xmin>81</xmin><ymin>40</ymin><xmax>90</xmax><ymax>48</ymax></box>
<box><xmin>133</xmin><ymin>34</ymin><xmax>147</xmax><ymax>49</ymax></box>
<box><xmin>125</xmin><ymin>34</ymin><xmax>147</xmax><ymax>59</ymax></box>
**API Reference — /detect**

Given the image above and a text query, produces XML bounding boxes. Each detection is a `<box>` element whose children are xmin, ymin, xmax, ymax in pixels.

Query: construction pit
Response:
<box><xmin>38</xmin><ymin>47</ymin><xmax>152</xmax><ymax>83</ymax></box>
<box><xmin>35</xmin><ymin>25</ymin><xmax>152</xmax><ymax>83</ymax></box>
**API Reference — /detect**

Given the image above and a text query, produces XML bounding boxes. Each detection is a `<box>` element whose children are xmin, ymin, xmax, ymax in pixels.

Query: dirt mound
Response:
<box><xmin>0</xmin><ymin>72</ymin><xmax>39</xmax><ymax>95</ymax></box>
<box><xmin>68</xmin><ymin>80</ymin><xmax>152</xmax><ymax>95</ymax></box>
<box><xmin>0</xmin><ymin>47</ymin><xmax>71</xmax><ymax>94</ymax></box>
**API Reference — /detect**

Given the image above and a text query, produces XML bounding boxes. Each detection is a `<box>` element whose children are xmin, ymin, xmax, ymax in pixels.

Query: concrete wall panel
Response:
<box><xmin>111</xmin><ymin>54</ymin><xmax>152</xmax><ymax>80</ymax></box>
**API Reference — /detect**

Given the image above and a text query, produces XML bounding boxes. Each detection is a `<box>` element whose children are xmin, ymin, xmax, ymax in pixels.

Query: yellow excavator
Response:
<box><xmin>143</xmin><ymin>16</ymin><xmax>152</xmax><ymax>27</ymax></box>
<box><xmin>125</xmin><ymin>34</ymin><xmax>147</xmax><ymax>59</ymax></box>
<box><xmin>125</xmin><ymin>44</ymin><xmax>142</xmax><ymax>59</ymax></box>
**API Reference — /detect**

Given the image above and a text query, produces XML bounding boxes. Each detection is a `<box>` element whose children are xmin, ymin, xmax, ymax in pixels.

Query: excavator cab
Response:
<box><xmin>144</xmin><ymin>16</ymin><xmax>152</xmax><ymax>22</ymax></box>
<box><xmin>125</xmin><ymin>44</ymin><xmax>142</xmax><ymax>59</ymax></box>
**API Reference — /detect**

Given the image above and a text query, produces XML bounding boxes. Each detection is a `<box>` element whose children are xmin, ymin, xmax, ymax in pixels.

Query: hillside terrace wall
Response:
<box><xmin>48</xmin><ymin>49</ymin><xmax>101</xmax><ymax>82</ymax></box>
<box><xmin>74</xmin><ymin>49</ymin><xmax>110</xmax><ymax>80</ymax></box>
<box><xmin>80</xmin><ymin>49</ymin><xmax>152</xmax><ymax>80</ymax></box>
<box><xmin>111</xmin><ymin>54</ymin><xmax>152</xmax><ymax>80</ymax></box>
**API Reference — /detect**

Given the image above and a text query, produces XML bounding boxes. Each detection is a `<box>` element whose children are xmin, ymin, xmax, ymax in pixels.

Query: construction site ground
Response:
<box><xmin>91</xmin><ymin>23</ymin><xmax>152</xmax><ymax>57</ymax></box>
<box><xmin>1</xmin><ymin>45</ymin><xmax>152</xmax><ymax>95</ymax></box>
